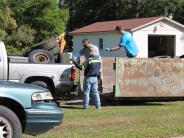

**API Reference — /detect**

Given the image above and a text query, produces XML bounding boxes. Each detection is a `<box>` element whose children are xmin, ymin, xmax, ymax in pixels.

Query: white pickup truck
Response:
<box><xmin>0</xmin><ymin>41</ymin><xmax>76</xmax><ymax>93</ymax></box>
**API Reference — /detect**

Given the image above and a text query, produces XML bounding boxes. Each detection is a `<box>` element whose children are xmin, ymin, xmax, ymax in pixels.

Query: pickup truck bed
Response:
<box><xmin>0</xmin><ymin>41</ymin><xmax>75</xmax><ymax>94</ymax></box>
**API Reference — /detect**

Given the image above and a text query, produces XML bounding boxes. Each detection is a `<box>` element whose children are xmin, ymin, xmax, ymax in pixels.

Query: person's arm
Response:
<box><xmin>105</xmin><ymin>46</ymin><xmax>121</xmax><ymax>51</ymax></box>
<box><xmin>106</xmin><ymin>33</ymin><xmax>127</xmax><ymax>51</ymax></box>
<box><xmin>71</xmin><ymin>59</ymin><xmax>83</xmax><ymax>70</ymax></box>
<box><xmin>74</xmin><ymin>48</ymin><xmax>85</xmax><ymax>62</ymax></box>
<box><xmin>111</xmin><ymin>46</ymin><xmax>121</xmax><ymax>51</ymax></box>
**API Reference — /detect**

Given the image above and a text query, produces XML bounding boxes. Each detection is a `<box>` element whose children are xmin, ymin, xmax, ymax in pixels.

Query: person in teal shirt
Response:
<box><xmin>106</xmin><ymin>25</ymin><xmax>139</xmax><ymax>57</ymax></box>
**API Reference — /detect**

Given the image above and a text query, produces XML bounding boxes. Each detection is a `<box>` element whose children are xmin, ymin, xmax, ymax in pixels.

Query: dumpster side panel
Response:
<box><xmin>115</xmin><ymin>58</ymin><xmax>184</xmax><ymax>97</ymax></box>
<box><xmin>102</xmin><ymin>57</ymin><xmax>115</xmax><ymax>93</ymax></box>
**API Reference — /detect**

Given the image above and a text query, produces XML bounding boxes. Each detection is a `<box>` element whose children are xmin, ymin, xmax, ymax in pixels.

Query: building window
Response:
<box><xmin>99</xmin><ymin>38</ymin><xmax>103</xmax><ymax>50</ymax></box>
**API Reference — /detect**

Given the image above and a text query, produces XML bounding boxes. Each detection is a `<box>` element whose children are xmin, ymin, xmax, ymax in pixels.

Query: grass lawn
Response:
<box><xmin>23</xmin><ymin>101</ymin><xmax>184</xmax><ymax>138</ymax></box>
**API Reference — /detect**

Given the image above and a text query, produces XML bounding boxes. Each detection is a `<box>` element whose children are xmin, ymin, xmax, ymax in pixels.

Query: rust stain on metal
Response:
<box><xmin>115</xmin><ymin>58</ymin><xmax>184</xmax><ymax>97</ymax></box>
<box><xmin>101</xmin><ymin>57</ymin><xmax>115</xmax><ymax>93</ymax></box>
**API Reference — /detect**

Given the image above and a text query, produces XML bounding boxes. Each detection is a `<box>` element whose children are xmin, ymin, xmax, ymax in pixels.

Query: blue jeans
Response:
<box><xmin>83</xmin><ymin>76</ymin><xmax>101</xmax><ymax>108</ymax></box>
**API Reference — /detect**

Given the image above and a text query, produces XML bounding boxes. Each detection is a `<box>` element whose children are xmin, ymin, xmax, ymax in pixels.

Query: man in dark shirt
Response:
<box><xmin>74</xmin><ymin>39</ymin><xmax>103</xmax><ymax>93</ymax></box>
<box><xmin>72</xmin><ymin>50</ymin><xmax>101</xmax><ymax>109</ymax></box>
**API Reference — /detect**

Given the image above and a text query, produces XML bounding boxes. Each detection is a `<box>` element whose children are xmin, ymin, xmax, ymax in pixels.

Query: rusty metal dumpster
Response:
<box><xmin>76</xmin><ymin>57</ymin><xmax>184</xmax><ymax>100</ymax></box>
<box><xmin>114</xmin><ymin>58</ymin><xmax>184</xmax><ymax>98</ymax></box>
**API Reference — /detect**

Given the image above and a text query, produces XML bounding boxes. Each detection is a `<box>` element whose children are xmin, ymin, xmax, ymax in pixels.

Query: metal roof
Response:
<box><xmin>70</xmin><ymin>16</ymin><xmax>184</xmax><ymax>34</ymax></box>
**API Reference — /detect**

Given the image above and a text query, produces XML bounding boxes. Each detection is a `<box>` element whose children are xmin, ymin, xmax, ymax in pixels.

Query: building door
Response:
<box><xmin>148</xmin><ymin>35</ymin><xmax>175</xmax><ymax>58</ymax></box>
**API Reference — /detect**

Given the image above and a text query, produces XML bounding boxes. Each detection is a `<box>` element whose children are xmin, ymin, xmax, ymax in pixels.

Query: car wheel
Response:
<box><xmin>28</xmin><ymin>49</ymin><xmax>55</xmax><ymax>63</ymax></box>
<box><xmin>0</xmin><ymin>105</ymin><xmax>22</xmax><ymax>138</ymax></box>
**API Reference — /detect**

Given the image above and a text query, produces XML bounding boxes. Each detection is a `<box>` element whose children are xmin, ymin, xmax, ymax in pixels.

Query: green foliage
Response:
<box><xmin>0</xmin><ymin>30</ymin><xmax>7</xmax><ymax>40</ymax></box>
<box><xmin>174</xmin><ymin>0</ymin><xmax>184</xmax><ymax>24</ymax></box>
<box><xmin>0</xmin><ymin>0</ymin><xmax>69</xmax><ymax>54</ymax></box>
<box><xmin>6</xmin><ymin>25</ymin><xmax>36</xmax><ymax>49</ymax></box>
<box><xmin>2</xmin><ymin>7</ymin><xmax>17</xmax><ymax>29</ymax></box>
<box><xmin>66</xmin><ymin>0</ymin><xmax>184</xmax><ymax>31</ymax></box>
<box><xmin>1</xmin><ymin>0</ymin><xmax>184</xmax><ymax>54</ymax></box>
<box><xmin>11</xmin><ymin>0</ymin><xmax>69</xmax><ymax>41</ymax></box>
<box><xmin>0</xmin><ymin>6</ymin><xmax>17</xmax><ymax>41</ymax></box>
<box><xmin>35</xmin><ymin>6</ymin><xmax>69</xmax><ymax>40</ymax></box>
<box><xmin>6</xmin><ymin>45</ymin><xmax>24</xmax><ymax>55</ymax></box>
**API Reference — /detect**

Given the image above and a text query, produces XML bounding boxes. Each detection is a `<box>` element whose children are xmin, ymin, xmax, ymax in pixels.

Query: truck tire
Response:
<box><xmin>28</xmin><ymin>49</ymin><xmax>55</xmax><ymax>63</ymax></box>
<box><xmin>50</xmin><ymin>46</ymin><xmax>60</xmax><ymax>55</ymax></box>
<box><xmin>50</xmin><ymin>46</ymin><xmax>61</xmax><ymax>63</ymax></box>
<box><xmin>0</xmin><ymin>105</ymin><xmax>22</xmax><ymax>138</ymax></box>
<box><xmin>30</xmin><ymin>81</ymin><xmax>53</xmax><ymax>93</ymax></box>
<box><xmin>32</xmin><ymin>37</ymin><xmax>58</xmax><ymax>50</ymax></box>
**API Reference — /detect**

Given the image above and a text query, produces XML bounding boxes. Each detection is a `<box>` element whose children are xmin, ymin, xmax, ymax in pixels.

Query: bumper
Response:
<box><xmin>24</xmin><ymin>101</ymin><xmax>63</xmax><ymax>135</ymax></box>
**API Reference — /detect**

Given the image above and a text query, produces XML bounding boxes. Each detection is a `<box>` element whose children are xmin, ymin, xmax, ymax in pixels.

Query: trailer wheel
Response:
<box><xmin>28</xmin><ymin>49</ymin><xmax>55</xmax><ymax>63</ymax></box>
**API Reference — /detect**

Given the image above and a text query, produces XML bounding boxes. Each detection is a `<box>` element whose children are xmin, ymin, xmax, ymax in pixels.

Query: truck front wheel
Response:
<box><xmin>30</xmin><ymin>81</ymin><xmax>54</xmax><ymax>93</ymax></box>
<box><xmin>0</xmin><ymin>105</ymin><xmax>22</xmax><ymax>138</ymax></box>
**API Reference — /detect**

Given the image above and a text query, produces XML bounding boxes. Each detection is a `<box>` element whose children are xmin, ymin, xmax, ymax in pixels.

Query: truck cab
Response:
<box><xmin>0</xmin><ymin>41</ymin><xmax>8</xmax><ymax>80</ymax></box>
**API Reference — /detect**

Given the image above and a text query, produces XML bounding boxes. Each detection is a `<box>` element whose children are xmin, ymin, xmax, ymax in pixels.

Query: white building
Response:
<box><xmin>70</xmin><ymin>16</ymin><xmax>184</xmax><ymax>58</ymax></box>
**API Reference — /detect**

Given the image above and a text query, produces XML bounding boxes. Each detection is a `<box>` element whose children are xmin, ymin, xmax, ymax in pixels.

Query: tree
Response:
<box><xmin>173</xmin><ymin>0</ymin><xmax>184</xmax><ymax>24</ymax></box>
<box><xmin>66</xmin><ymin>0</ymin><xmax>184</xmax><ymax>31</ymax></box>
<box><xmin>0</xmin><ymin>0</ymin><xmax>69</xmax><ymax>54</ymax></box>
<box><xmin>0</xmin><ymin>0</ymin><xmax>17</xmax><ymax>41</ymax></box>
<box><xmin>6</xmin><ymin>25</ymin><xmax>36</xmax><ymax>49</ymax></box>
<box><xmin>10</xmin><ymin>0</ymin><xmax>69</xmax><ymax>41</ymax></box>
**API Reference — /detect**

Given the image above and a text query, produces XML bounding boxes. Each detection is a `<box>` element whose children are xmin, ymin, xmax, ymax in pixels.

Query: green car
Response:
<box><xmin>0</xmin><ymin>81</ymin><xmax>63</xmax><ymax>138</ymax></box>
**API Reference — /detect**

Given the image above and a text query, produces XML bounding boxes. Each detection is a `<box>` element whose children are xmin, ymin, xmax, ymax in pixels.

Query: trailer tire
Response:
<box><xmin>28</xmin><ymin>49</ymin><xmax>55</xmax><ymax>63</ymax></box>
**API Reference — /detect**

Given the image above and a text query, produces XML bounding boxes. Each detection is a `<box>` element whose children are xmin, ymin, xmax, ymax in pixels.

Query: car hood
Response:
<box><xmin>0</xmin><ymin>81</ymin><xmax>48</xmax><ymax>108</ymax></box>
<box><xmin>0</xmin><ymin>81</ymin><xmax>45</xmax><ymax>91</ymax></box>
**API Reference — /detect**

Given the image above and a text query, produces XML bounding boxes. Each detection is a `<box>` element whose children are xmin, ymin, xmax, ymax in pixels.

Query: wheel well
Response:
<box><xmin>0</xmin><ymin>97</ymin><xmax>26</xmax><ymax>131</ymax></box>
<box><xmin>25</xmin><ymin>76</ymin><xmax>55</xmax><ymax>92</ymax></box>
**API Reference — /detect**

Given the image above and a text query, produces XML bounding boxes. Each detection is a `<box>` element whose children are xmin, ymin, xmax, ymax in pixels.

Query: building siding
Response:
<box><xmin>133</xmin><ymin>21</ymin><xmax>184</xmax><ymax>57</ymax></box>
<box><xmin>73</xmin><ymin>20</ymin><xmax>184</xmax><ymax>58</ymax></box>
<box><xmin>73</xmin><ymin>32</ymin><xmax>127</xmax><ymax>57</ymax></box>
